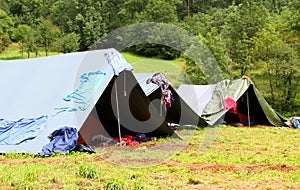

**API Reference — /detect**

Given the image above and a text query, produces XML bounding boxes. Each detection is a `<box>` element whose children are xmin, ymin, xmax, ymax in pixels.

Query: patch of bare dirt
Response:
<box><xmin>164</xmin><ymin>160</ymin><xmax>300</xmax><ymax>173</ymax></box>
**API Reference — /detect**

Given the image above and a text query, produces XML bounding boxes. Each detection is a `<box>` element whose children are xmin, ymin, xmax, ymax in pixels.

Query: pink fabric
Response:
<box><xmin>224</xmin><ymin>97</ymin><xmax>237</xmax><ymax>114</ymax></box>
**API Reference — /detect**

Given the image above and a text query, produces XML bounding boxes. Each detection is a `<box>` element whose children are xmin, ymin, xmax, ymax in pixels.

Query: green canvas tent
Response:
<box><xmin>0</xmin><ymin>49</ymin><xmax>173</xmax><ymax>154</ymax></box>
<box><xmin>134</xmin><ymin>73</ymin><xmax>208</xmax><ymax>127</ymax></box>
<box><xmin>177</xmin><ymin>77</ymin><xmax>285</xmax><ymax>126</ymax></box>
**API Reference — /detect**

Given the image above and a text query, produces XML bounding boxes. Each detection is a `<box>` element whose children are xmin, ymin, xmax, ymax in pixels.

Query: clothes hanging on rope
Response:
<box><xmin>146</xmin><ymin>72</ymin><xmax>170</xmax><ymax>94</ymax></box>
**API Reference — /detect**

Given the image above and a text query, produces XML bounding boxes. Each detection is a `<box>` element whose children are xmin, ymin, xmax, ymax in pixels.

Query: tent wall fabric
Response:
<box><xmin>134</xmin><ymin>73</ymin><xmax>208</xmax><ymax>127</ymax></box>
<box><xmin>176</xmin><ymin>84</ymin><xmax>216</xmax><ymax>117</ymax></box>
<box><xmin>0</xmin><ymin>49</ymin><xmax>173</xmax><ymax>154</ymax></box>
<box><xmin>177</xmin><ymin>78</ymin><xmax>285</xmax><ymax>127</ymax></box>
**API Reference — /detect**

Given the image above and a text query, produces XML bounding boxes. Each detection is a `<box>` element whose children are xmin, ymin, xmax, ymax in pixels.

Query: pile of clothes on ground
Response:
<box><xmin>286</xmin><ymin>116</ymin><xmax>300</xmax><ymax>129</ymax></box>
<box><xmin>114</xmin><ymin>133</ymin><xmax>157</xmax><ymax>146</ymax></box>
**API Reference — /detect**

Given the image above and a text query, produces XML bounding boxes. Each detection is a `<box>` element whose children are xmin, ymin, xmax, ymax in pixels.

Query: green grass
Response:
<box><xmin>1</xmin><ymin>126</ymin><xmax>300</xmax><ymax>189</ymax></box>
<box><xmin>1</xmin><ymin>44</ymin><xmax>300</xmax><ymax>188</ymax></box>
<box><xmin>0</xmin><ymin>43</ymin><xmax>60</xmax><ymax>60</ymax></box>
<box><xmin>122</xmin><ymin>52</ymin><xmax>186</xmax><ymax>88</ymax></box>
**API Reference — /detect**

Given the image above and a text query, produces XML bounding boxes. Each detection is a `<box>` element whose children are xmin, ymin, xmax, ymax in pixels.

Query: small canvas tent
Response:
<box><xmin>134</xmin><ymin>73</ymin><xmax>208</xmax><ymax>127</ymax></box>
<box><xmin>177</xmin><ymin>77</ymin><xmax>285</xmax><ymax>126</ymax></box>
<box><xmin>0</xmin><ymin>49</ymin><xmax>173</xmax><ymax>154</ymax></box>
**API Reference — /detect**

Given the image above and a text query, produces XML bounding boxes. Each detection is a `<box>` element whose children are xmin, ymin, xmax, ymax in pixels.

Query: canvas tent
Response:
<box><xmin>134</xmin><ymin>73</ymin><xmax>208</xmax><ymax>127</ymax></box>
<box><xmin>177</xmin><ymin>77</ymin><xmax>285</xmax><ymax>126</ymax></box>
<box><xmin>0</xmin><ymin>49</ymin><xmax>173</xmax><ymax>154</ymax></box>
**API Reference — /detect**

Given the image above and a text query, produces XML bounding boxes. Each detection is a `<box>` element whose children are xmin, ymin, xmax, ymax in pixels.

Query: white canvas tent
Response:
<box><xmin>0</xmin><ymin>49</ymin><xmax>173</xmax><ymax>154</ymax></box>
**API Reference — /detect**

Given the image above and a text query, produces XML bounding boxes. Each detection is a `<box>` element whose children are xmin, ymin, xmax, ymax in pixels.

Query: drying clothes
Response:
<box><xmin>133</xmin><ymin>133</ymin><xmax>155</xmax><ymax>143</ymax></box>
<box><xmin>164</xmin><ymin>90</ymin><xmax>174</xmax><ymax>108</ymax></box>
<box><xmin>146</xmin><ymin>72</ymin><xmax>170</xmax><ymax>94</ymax></box>
<box><xmin>39</xmin><ymin>126</ymin><xmax>78</xmax><ymax>157</ymax></box>
<box><xmin>52</xmin><ymin>107</ymin><xmax>77</xmax><ymax>117</ymax></box>
<box><xmin>64</xmin><ymin>70</ymin><xmax>106</xmax><ymax>110</ymax></box>
<box><xmin>54</xmin><ymin>70</ymin><xmax>106</xmax><ymax>116</ymax></box>
<box><xmin>0</xmin><ymin>115</ymin><xmax>47</xmax><ymax>145</ymax></box>
<box><xmin>290</xmin><ymin>117</ymin><xmax>300</xmax><ymax>129</ymax></box>
<box><xmin>114</xmin><ymin>135</ymin><xmax>139</xmax><ymax>146</ymax></box>
<box><xmin>105</xmin><ymin>49</ymin><xmax>133</xmax><ymax>75</ymax></box>
<box><xmin>224</xmin><ymin>97</ymin><xmax>237</xmax><ymax>114</ymax></box>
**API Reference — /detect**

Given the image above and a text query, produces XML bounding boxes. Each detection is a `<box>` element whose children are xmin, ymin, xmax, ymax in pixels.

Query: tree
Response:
<box><xmin>21</xmin><ymin>27</ymin><xmax>38</xmax><ymax>58</ymax></box>
<box><xmin>136</xmin><ymin>0</ymin><xmax>178</xmax><ymax>23</ymax></box>
<box><xmin>3</xmin><ymin>0</ymin><xmax>45</xmax><ymax>25</ymax></box>
<box><xmin>50</xmin><ymin>0</ymin><xmax>107</xmax><ymax>50</ymax></box>
<box><xmin>221</xmin><ymin>2</ymin><xmax>270</xmax><ymax>76</ymax></box>
<box><xmin>0</xmin><ymin>9</ymin><xmax>13</xmax><ymax>52</ymax></box>
<box><xmin>11</xmin><ymin>24</ymin><xmax>31</xmax><ymax>57</ymax></box>
<box><xmin>250</xmin><ymin>14</ymin><xmax>300</xmax><ymax>113</ymax></box>
<box><xmin>57</xmin><ymin>33</ymin><xmax>80</xmax><ymax>53</ymax></box>
<box><xmin>37</xmin><ymin>18</ymin><xmax>60</xmax><ymax>56</ymax></box>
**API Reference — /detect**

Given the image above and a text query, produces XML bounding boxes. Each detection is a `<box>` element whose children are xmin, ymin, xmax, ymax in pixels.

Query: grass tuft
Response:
<box><xmin>104</xmin><ymin>179</ymin><xmax>124</xmax><ymax>190</ymax></box>
<box><xmin>76</xmin><ymin>163</ymin><xmax>98</xmax><ymax>179</ymax></box>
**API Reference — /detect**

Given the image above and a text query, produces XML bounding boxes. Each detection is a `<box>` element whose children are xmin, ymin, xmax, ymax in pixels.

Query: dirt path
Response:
<box><xmin>164</xmin><ymin>160</ymin><xmax>300</xmax><ymax>173</ymax></box>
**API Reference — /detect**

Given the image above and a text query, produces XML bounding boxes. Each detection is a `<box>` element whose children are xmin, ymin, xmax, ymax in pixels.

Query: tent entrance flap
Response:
<box><xmin>95</xmin><ymin>71</ymin><xmax>173</xmax><ymax>139</ymax></box>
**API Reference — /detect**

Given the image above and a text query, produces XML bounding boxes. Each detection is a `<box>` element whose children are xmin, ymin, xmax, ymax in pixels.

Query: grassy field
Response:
<box><xmin>115</xmin><ymin>52</ymin><xmax>185</xmax><ymax>88</ymax></box>
<box><xmin>0</xmin><ymin>43</ymin><xmax>61</xmax><ymax>60</ymax></box>
<box><xmin>0</xmin><ymin>126</ymin><xmax>300</xmax><ymax>189</ymax></box>
<box><xmin>1</xmin><ymin>45</ymin><xmax>299</xmax><ymax>189</ymax></box>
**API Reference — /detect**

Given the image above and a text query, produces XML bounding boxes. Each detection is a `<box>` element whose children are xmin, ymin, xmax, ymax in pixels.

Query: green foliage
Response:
<box><xmin>76</xmin><ymin>163</ymin><xmax>98</xmax><ymax>179</ymax></box>
<box><xmin>250</xmin><ymin>11</ymin><xmax>300</xmax><ymax>114</ymax></box>
<box><xmin>0</xmin><ymin>0</ymin><xmax>299</xmax><ymax>114</ymax></box>
<box><xmin>222</xmin><ymin>2</ymin><xmax>270</xmax><ymax>75</ymax></box>
<box><xmin>0</xmin><ymin>9</ymin><xmax>13</xmax><ymax>52</ymax></box>
<box><xmin>4</xmin><ymin>153</ymin><xmax>35</xmax><ymax>159</ymax></box>
<box><xmin>136</xmin><ymin>0</ymin><xmax>178</xmax><ymax>23</ymax></box>
<box><xmin>50</xmin><ymin>0</ymin><xmax>107</xmax><ymax>50</ymax></box>
<box><xmin>36</xmin><ymin>18</ymin><xmax>60</xmax><ymax>56</ymax></box>
<box><xmin>104</xmin><ymin>179</ymin><xmax>124</xmax><ymax>190</ymax></box>
<box><xmin>133</xmin><ymin>182</ymin><xmax>145</xmax><ymax>190</ymax></box>
<box><xmin>55</xmin><ymin>32</ymin><xmax>80</xmax><ymax>53</ymax></box>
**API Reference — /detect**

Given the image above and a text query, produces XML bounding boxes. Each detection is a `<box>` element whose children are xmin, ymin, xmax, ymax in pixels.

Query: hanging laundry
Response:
<box><xmin>39</xmin><ymin>126</ymin><xmax>78</xmax><ymax>157</ymax></box>
<box><xmin>224</xmin><ymin>97</ymin><xmax>237</xmax><ymax>114</ymax></box>
<box><xmin>0</xmin><ymin>115</ymin><xmax>48</xmax><ymax>145</ymax></box>
<box><xmin>54</xmin><ymin>70</ymin><xmax>106</xmax><ymax>116</ymax></box>
<box><xmin>146</xmin><ymin>73</ymin><xmax>175</xmax><ymax>108</ymax></box>
<box><xmin>146</xmin><ymin>72</ymin><xmax>170</xmax><ymax>94</ymax></box>
<box><xmin>105</xmin><ymin>49</ymin><xmax>133</xmax><ymax>75</ymax></box>
<box><xmin>164</xmin><ymin>90</ymin><xmax>173</xmax><ymax>108</ymax></box>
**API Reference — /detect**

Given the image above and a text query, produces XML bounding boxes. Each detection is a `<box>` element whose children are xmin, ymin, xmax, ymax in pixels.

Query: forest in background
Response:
<box><xmin>0</xmin><ymin>0</ymin><xmax>299</xmax><ymax>116</ymax></box>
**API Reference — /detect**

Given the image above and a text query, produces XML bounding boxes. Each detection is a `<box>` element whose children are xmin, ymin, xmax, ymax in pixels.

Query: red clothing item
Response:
<box><xmin>224</xmin><ymin>97</ymin><xmax>237</xmax><ymax>114</ymax></box>
<box><xmin>114</xmin><ymin>135</ymin><xmax>139</xmax><ymax>146</ymax></box>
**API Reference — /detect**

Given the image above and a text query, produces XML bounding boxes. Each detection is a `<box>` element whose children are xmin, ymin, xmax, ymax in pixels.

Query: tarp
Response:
<box><xmin>134</xmin><ymin>73</ymin><xmax>208</xmax><ymax>127</ymax></box>
<box><xmin>177</xmin><ymin>78</ymin><xmax>285</xmax><ymax>126</ymax></box>
<box><xmin>0</xmin><ymin>49</ymin><xmax>173</xmax><ymax>154</ymax></box>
